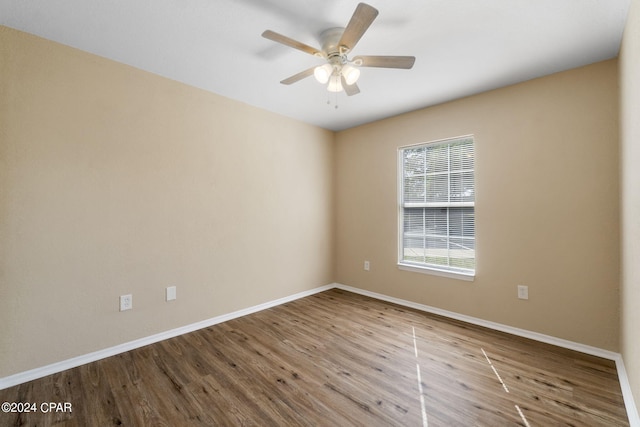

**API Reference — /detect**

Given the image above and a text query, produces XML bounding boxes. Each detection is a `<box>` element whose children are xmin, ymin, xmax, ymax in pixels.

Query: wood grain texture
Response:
<box><xmin>0</xmin><ymin>289</ymin><xmax>629</xmax><ymax>426</ymax></box>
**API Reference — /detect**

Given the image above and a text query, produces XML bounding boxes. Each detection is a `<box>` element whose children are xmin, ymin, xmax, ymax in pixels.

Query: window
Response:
<box><xmin>398</xmin><ymin>136</ymin><xmax>475</xmax><ymax>279</ymax></box>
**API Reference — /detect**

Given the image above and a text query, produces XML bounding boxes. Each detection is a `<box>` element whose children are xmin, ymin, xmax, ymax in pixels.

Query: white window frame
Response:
<box><xmin>397</xmin><ymin>135</ymin><xmax>476</xmax><ymax>281</ymax></box>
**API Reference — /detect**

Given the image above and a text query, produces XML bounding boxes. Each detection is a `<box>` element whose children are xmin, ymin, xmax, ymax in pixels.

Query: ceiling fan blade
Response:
<box><xmin>338</xmin><ymin>3</ymin><xmax>379</xmax><ymax>52</ymax></box>
<box><xmin>280</xmin><ymin>67</ymin><xmax>316</xmax><ymax>85</ymax></box>
<box><xmin>353</xmin><ymin>55</ymin><xmax>416</xmax><ymax>69</ymax></box>
<box><xmin>341</xmin><ymin>74</ymin><xmax>360</xmax><ymax>96</ymax></box>
<box><xmin>262</xmin><ymin>30</ymin><xmax>323</xmax><ymax>57</ymax></box>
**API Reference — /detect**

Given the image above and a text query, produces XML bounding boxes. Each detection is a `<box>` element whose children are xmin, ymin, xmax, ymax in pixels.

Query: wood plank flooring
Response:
<box><xmin>0</xmin><ymin>289</ymin><xmax>630</xmax><ymax>426</ymax></box>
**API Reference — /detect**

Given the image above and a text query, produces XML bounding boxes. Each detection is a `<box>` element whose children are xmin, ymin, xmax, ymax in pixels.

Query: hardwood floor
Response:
<box><xmin>0</xmin><ymin>289</ymin><xmax>629</xmax><ymax>426</ymax></box>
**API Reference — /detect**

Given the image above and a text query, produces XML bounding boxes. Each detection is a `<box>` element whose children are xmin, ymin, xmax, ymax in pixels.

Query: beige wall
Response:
<box><xmin>621</xmin><ymin>0</ymin><xmax>640</xmax><ymax>415</ymax></box>
<box><xmin>0</xmin><ymin>27</ymin><xmax>335</xmax><ymax>377</ymax></box>
<box><xmin>335</xmin><ymin>60</ymin><xmax>620</xmax><ymax>351</ymax></box>
<box><xmin>0</xmin><ymin>20</ymin><xmax>628</xmax><ymax>388</ymax></box>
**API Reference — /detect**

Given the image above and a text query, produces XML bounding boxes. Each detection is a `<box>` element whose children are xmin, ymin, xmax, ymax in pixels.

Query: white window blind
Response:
<box><xmin>399</xmin><ymin>136</ymin><xmax>475</xmax><ymax>276</ymax></box>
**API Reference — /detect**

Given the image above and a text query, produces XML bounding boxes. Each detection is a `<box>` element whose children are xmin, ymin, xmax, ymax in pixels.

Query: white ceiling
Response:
<box><xmin>1</xmin><ymin>0</ymin><xmax>631</xmax><ymax>131</ymax></box>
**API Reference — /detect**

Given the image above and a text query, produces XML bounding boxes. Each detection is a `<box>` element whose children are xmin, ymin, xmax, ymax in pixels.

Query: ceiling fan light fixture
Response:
<box><xmin>327</xmin><ymin>75</ymin><xmax>343</xmax><ymax>92</ymax></box>
<box><xmin>341</xmin><ymin>64</ymin><xmax>360</xmax><ymax>85</ymax></box>
<box><xmin>314</xmin><ymin>63</ymin><xmax>333</xmax><ymax>84</ymax></box>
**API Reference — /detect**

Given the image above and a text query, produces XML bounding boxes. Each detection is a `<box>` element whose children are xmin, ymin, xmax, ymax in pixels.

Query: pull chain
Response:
<box><xmin>326</xmin><ymin>83</ymin><xmax>339</xmax><ymax>109</ymax></box>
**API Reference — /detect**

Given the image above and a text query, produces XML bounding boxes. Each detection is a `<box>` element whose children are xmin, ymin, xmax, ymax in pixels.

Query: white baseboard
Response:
<box><xmin>333</xmin><ymin>283</ymin><xmax>616</xmax><ymax>358</ymax></box>
<box><xmin>333</xmin><ymin>283</ymin><xmax>639</xmax><ymax>427</ymax></box>
<box><xmin>2</xmin><ymin>282</ymin><xmax>638</xmax><ymax>426</ymax></box>
<box><xmin>0</xmin><ymin>284</ymin><xmax>334</xmax><ymax>391</ymax></box>
<box><xmin>613</xmin><ymin>354</ymin><xmax>640</xmax><ymax>427</ymax></box>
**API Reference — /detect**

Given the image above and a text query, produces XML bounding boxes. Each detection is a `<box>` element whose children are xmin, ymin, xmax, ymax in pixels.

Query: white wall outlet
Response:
<box><xmin>120</xmin><ymin>294</ymin><xmax>133</xmax><ymax>311</ymax></box>
<box><xmin>517</xmin><ymin>285</ymin><xmax>529</xmax><ymax>300</ymax></box>
<box><xmin>166</xmin><ymin>286</ymin><xmax>177</xmax><ymax>301</ymax></box>
<box><xmin>364</xmin><ymin>260</ymin><xmax>370</xmax><ymax>271</ymax></box>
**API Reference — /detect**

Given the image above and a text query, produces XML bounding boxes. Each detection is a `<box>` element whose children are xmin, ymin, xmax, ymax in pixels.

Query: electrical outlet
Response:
<box><xmin>120</xmin><ymin>294</ymin><xmax>133</xmax><ymax>311</ymax></box>
<box><xmin>364</xmin><ymin>260</ymin><xmax>370</xmax><ymax>271</ymax></box>
<box><xmin>166</xmin><ymin>286</ymin><xmax>177</xmax><ymax>301</ymax></box>
<box><xmin>517</xmin><ymin>285</ymin><xmax>529</xmax><ymax>300</ymax></box>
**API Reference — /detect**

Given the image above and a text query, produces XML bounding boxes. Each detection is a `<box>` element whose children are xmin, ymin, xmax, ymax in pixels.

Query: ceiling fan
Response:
<box><xmin>262</xmin><ymin>2</ymin><xmax>415</xmax><ymax>96</ymax></box>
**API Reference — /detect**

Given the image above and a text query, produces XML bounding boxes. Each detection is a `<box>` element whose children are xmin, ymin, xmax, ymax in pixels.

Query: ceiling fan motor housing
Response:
<box><xmin>319</xmin><ymin>27</ymin><xmax>349</xmax><ymax>63</ymax></box>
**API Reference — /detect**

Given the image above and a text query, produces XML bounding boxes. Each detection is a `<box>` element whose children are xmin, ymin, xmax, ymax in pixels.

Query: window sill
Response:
<box><xmin>397</xmin><ymin>263</ymin><xmax>475</xmax><ymax>282</ymax></box>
